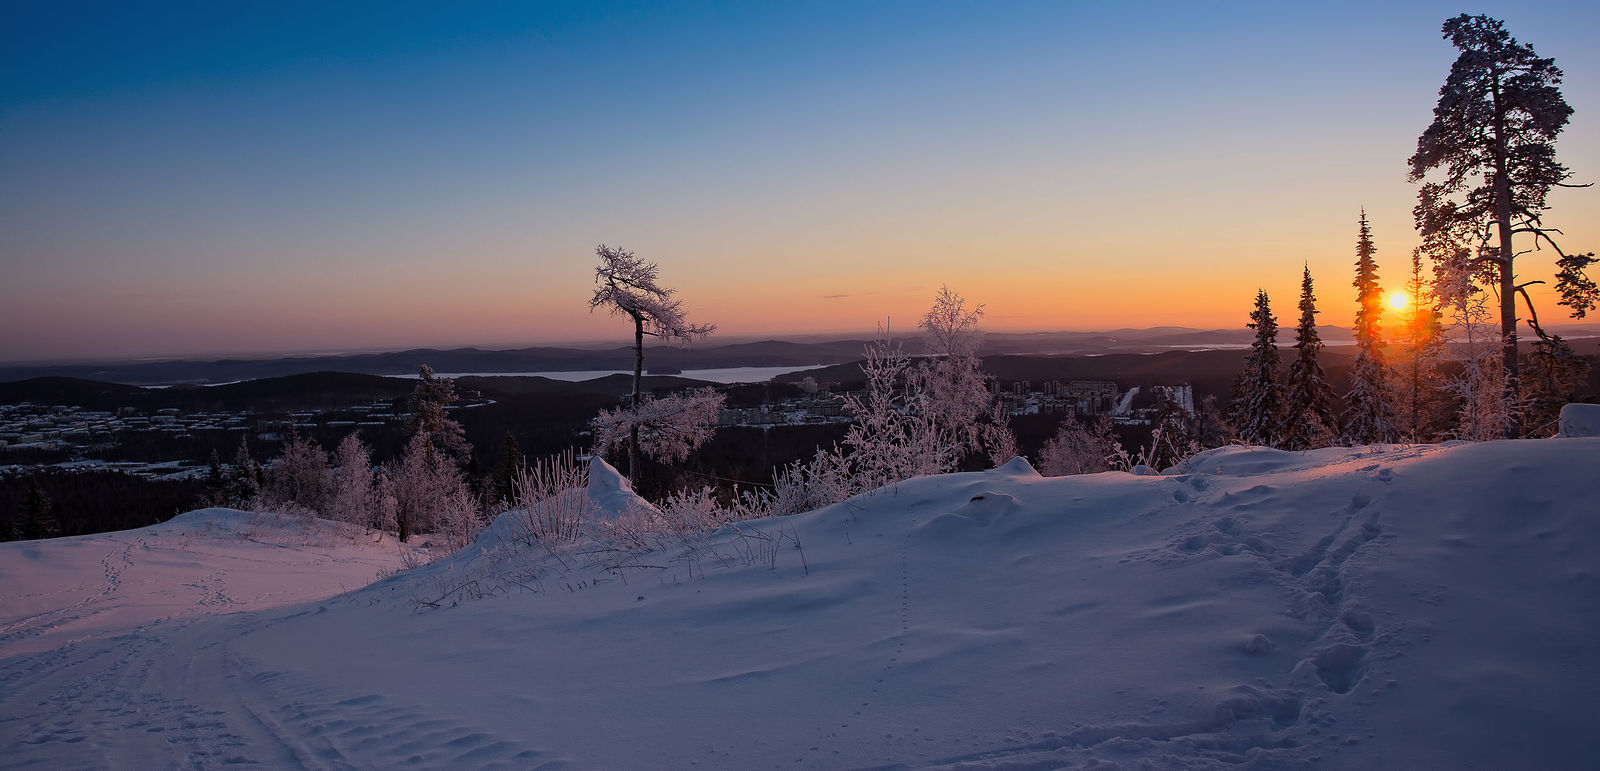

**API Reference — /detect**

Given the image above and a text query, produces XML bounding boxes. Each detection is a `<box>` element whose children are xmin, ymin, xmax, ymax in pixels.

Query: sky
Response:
<box><xmin>2</xmin><ymin>1</ymin><xmax>1598</xmax><ymax>363</ymax></box>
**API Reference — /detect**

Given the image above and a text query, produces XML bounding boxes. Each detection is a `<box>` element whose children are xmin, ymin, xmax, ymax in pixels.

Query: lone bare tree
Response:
<box><xmin>1409</xmin><ymin>14</ymin><xmax>1597</xmax><ymax>437</ymax></box>
<box><xmin>588</xmin><ymin>244</ymin><xmax>715</xmax><ymax>479</ymax></box>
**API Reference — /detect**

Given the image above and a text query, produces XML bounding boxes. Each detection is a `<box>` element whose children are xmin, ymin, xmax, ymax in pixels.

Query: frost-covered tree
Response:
<box><xmin>758</xmin><ymin>289</ymin><xmax>1007</xmax><ymax>505</ymax></box>
<box><xmin>1229</xmin><ymin>290</ymin><xmax>1284</xmax><ymax>447</ymax></box>
<box><xmin>1038</xmin><ymin>416</ymin><xmax>1118</xmax><ymax>477</ymax></box>
<box><xmin>1409</xmin><ymin>14</ymin><xmax>1597</xmax><ymax>437</ymax></box>
<box><xmin>1342</xmin><ymin>212</ymin><xmax>1396</xmax><ymax>444</ymax></box>
<box><xmin>589</xmin><ymin>244</ymin><xmax>715</xmax><ymax>479</ymax></box>
<box><xmin>1146</xmin><ymin>389</ymin><xmax>1203</xmax><ymax>470</ymax></box>
<box><xmin>910</xmin><ymin>286</ymin><xmax>1009</xmax><ymax>470</ymax></box>
<box><xmin>388</xmin><ymin>432</ymin><xmax>476</xmax><ymax>543</ymax></box>
<box><xmin>329</xmin><ymin>432</ymin><xmax>377</xmax><ymax>527</ymax></box>
<box><xmin>264</xmin><ymin>425</ymin><xmax>332</xmax><ymax>517</ymax></box>
<box><xmin>227</xmin><ymin>438</ymin><xmax>263</xmax><ymax>509</ymax></box>
<box><xmin>1436</xmin><ymin>248</ymin><xmax>1514</xmax><ymax>440</ymax></box>
<box><xmin>1281</xmin><ymin>266</ymin><xmax>1338</xmax><ymax>450</ymax></box>
<box><xmin>980</xmin><ymin>404</ymin><xmax>1020</xmax><ymax>469</ymax></box>
<box><xmin>371</xmin><ymin>467</ymin><xmax>399</xmax><ymax>534</ymax></box>
<box><xmin>1391</xmin><ymin>251</ymin><xmax>1449</xmax><ymax>442</ymax></box>
<box><xmin>590</xmin><ymin>387</ymin><xmax>726</xmax><ymax>468</ymax></box>
<box><xmin>834</xmin><ymin>329</ymin><xmax>923</xmax><ymax>491</ymax></box>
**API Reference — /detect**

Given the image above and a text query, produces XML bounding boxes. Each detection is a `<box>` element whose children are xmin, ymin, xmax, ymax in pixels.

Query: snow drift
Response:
<box><xmin>3</xmin><ymin>439</ymin><xmax>1598</xmax><ymax>768</ymax></box>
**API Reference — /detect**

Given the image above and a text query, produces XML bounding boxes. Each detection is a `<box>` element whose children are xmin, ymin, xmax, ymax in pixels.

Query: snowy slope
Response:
<box><xmin>0</xmin><ymin>509</ymin><xmax>410</xmax><ymax>659</ymax></box>
<box><xmin>3</xmin><ymin>439</ymin><xmax>1599</xmax><ymax>768</ymax></box>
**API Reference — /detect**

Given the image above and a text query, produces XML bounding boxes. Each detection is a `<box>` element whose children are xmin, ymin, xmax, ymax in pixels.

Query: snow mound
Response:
<box><xmin>1557</xmin><ymin>402</ymin><xmax>1600</xmax><ymax>438</ymax></box>
<box><xmin>586</xmin><ymin>455</ymin><xmax>659</xmax><ymax>520</ymax></box>
<box><xmin>992</xmin><ymin>455</ymin><xmax>1041</xmax><ymax>478</ymax></box>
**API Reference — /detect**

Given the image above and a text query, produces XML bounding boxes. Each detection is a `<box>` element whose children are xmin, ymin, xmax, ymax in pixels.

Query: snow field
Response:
<box><xmin>2</xmin><ymin>438</ymin><xmax>1598</xmax><ymax>768</ymax></box>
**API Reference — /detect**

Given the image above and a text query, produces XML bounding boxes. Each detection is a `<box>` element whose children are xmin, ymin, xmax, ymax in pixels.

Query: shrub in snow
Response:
<box><xmin>510</xmin><ymin>450</ymin><xmax>594</xmax><ymax>545</ymax></box>
<box><xmin>431</xmin><ymin>485</ymin><xmax>485</xmax><ymax>553</ymax></box>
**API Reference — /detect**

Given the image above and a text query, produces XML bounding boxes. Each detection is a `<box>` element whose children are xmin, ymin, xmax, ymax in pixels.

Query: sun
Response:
<box><xmin>1386</xmin><ymin>291</ymin><xmax>1411</xmax><ymax>312</ymax></box>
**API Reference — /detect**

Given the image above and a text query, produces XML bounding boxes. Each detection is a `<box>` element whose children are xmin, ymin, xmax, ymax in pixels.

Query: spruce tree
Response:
<box><xmin>12</xmin><ymin>479</ymin><xmax>60</xmax><ymax>541</ymax></box>
<box><xmin>1229</xmin><ymin>289</ymin><xmax>1284</xmax><ymax>447</ymax></box>
<box><xmin>228</xmin><ymin>438</ymin><xmax>262</xmax><ymax>509</ymax></box>
<box><xmin>1281</xmin><ymin>265</ymin><xmax>1338</xmax><ymax>450</ymax></box>
<box><xmin>490</xmin><ymin>432</ymin><xmax>522</xmax><ymax>506</ymax></box>
<box><xmin>1342</xmin><ymin>211</ymin><xmax>1395</xmax><ymax>444</ymax></box>
<box><xmin>204</xmin><ymin>449</ymin><xmax>227</xmax><ymax>506</ymax></box>
<box><xmin>407</xmin><ymin>365</ymin><xmax>470</xmax><ymax>461</ymax></box>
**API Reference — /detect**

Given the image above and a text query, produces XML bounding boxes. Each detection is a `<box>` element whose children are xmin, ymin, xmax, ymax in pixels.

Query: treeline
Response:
<box><xmin>0</xmin><ymin>472</ymin><xmax>206</xmax><ymax>539</ymax></box>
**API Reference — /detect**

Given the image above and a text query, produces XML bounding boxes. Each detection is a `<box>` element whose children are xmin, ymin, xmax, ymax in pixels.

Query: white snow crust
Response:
<box><xmin>4</xmin><ymin>440</ymin><xmax>1599</xmax><ymax>768</ymax></box>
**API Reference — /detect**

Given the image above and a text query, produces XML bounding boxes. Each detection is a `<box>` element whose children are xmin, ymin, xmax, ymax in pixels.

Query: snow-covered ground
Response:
<box><xmin>3</xmin><ymin>438</ymin><xmax>1598</xmax><ymax>768</ymax></box>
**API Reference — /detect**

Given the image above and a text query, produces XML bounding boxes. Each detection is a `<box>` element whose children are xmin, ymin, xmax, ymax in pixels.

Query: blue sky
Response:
<box><xmin>3</xmin><ymin>1</ymin><xmax>1597</xmax><ymax>361</ymax></box>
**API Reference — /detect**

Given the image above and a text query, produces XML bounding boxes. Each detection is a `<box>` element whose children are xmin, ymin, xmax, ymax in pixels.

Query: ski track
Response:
<box><xmin>0</xmin><ymin>608</ymin><xmax>561</xmax><ymax>770</ymax></box>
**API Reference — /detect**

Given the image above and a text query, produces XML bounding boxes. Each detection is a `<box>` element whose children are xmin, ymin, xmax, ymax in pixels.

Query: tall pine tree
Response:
<box><xmin>1410</xmin><ymin>15</ymin><xmax>1598</xmax><ymax>438</ymax></box>
<box><xmin>1229</xmin><ymin>289</ymin><xmax>1284</xmax><ymax>447</ymax></box>
<box><xmin>1281</xmin><ymin>266</ymin><xmax>1338</xmax><ymax>450</ymax></box>
<box><xmin>1342</xmin><ymin>210</ymin><xmax>1396</xmax><ymax>444</ymax></box>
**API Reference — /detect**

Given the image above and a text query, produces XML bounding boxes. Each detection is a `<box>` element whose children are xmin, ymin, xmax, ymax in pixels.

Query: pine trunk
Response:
<box><xmin>1491</xmin><ymin>72</ymin><xmax>1521</xmax><ymax>438</ymax></box>
<box><xmin>630</xmin><ymin>314</ymin><xmax>644</xmax><ymax>481</ymax></box>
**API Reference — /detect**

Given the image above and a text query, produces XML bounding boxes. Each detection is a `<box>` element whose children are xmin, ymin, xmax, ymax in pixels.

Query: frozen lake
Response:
<box><xmin>408</xmin><ymin>364</ymin><xmax>821</xmax><ymax>384</ymax></box>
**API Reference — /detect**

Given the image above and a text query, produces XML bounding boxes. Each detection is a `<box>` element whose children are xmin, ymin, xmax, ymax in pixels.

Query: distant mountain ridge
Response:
<box><xmin>7</xmin><ymin>323</ymin><xmax>1596</xmax><ymax>387</ymax></box>
<box><xmin>0</xmin><ymin>372</ymin><xmax>716</xmax><ymax>412</ymax></box>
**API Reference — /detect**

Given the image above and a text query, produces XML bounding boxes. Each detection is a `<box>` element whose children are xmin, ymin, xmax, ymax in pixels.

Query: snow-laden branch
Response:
<box><xmin>591</xmin><ymin>388</ymin><xmax>726</xmax><ymax>465</ymax></box>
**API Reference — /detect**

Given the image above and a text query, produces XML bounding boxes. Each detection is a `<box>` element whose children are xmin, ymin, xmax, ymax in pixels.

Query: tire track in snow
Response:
<box><xmin>221</xmin><ymin>645</ymin><xmax>562</xmax><ymax>769</ymax></box>
<box><xmin>0</xmin><ymin>623</ymin><xmax>254</xmax><ymax>767</ymax></box>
